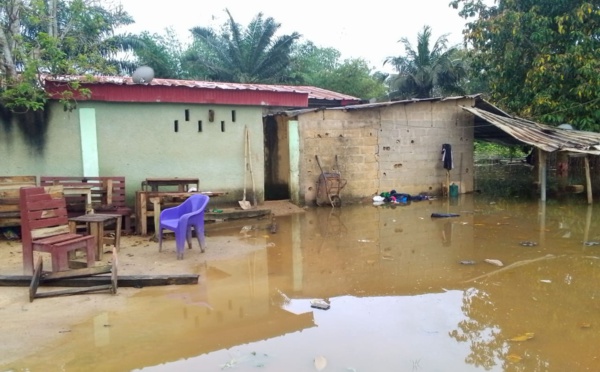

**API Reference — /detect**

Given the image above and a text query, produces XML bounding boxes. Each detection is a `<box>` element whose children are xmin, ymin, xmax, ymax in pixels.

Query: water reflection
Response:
<box><xmin>7</xmin><ymin>195</ymin><xmax>600</xmax><ymax>371</ymax></box>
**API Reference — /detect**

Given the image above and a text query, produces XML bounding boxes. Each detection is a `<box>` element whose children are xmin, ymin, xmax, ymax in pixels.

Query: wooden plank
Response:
<box><xmin>29</xmin><ymin>257</ymin><xmax>43</xmax><ymax>302</ymax></box>
<box><xmin>0</xmin><ymin>274</ymin><xmax>199</xmax><ymax>287</ymax></box>
<box><xmin>34</xmin><ymin>285</ymin><xmax>113</xmax><ymax>299</ymax></box>
<box><xmin>42</xmin><ymin>265</ymin><xmax>112</xmax><ymax>280</ymax></box>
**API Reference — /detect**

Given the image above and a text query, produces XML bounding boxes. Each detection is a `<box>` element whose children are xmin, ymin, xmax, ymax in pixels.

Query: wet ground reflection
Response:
<box><xmin>10</xmin><ymin>195</ymin><xmax>600</xmax><ymax>371</ymax></box>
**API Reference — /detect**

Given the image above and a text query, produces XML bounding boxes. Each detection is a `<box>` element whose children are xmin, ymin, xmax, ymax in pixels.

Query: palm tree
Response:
<box><xmin>184</xmin><ymin>9</ymin><xmax>301</xmax><ymax>84</ymax></box>
<box><xmin>384</xmin><ymin>25</ymin><xmax>467</xmax><ymax>99</ymax></box>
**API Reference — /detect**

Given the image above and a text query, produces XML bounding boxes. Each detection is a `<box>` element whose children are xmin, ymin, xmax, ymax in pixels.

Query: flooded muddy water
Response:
<box><xmin>6</xmin><ymin>195</ymin><xmax>600</xmax><ymax>371</ymax></box>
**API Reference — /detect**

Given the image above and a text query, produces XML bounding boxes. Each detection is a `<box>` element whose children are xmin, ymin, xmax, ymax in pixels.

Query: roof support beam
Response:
<box><xmin>538</xmin><ymin>148</ymin><xmax>547</xmax><ymax>202</ymax></box>
<box><xmin>585</xmin><ymin>155</ymin><xmax>593</xmax><ymax>204</ymax></box>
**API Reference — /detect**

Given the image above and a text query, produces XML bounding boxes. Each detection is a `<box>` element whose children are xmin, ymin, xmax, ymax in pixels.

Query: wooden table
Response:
<box><xmin>68</xmin><ymin>214</ymin><xmax>122</xmax><ymax>260</ymax></box>
<box><xmin>135</xmin><ymin>191</ymin><xmax>225</xmax><ymax>236</ymax></box>
<box><xmin>141</xmin><ymin>178</ymin><xmax>200</xmax><ymax>192</ymax></box>
<box><xmin>63</xmin><ymin>186</ymin><xmax>94</xmax><ymax>214</ymax></box>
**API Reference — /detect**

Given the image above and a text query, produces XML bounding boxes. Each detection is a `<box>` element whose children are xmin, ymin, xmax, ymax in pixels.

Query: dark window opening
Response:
<box><xmin>185</xmin><ymin>109</ymin><xmax>190</xmax><ymax>121</ymax></box>
<box><xmin>198</xmin><ymin>120</ymin><xmax>203</xmax><ymax>132</ymax></box>
<box><xmin>221</xmin><ymin>121</ymin><xmax>225</xmax><ymax>132</ymax></box>
<box><xmin>174</xmin><ymin>120</ymin><xmax>179</xmax><ymax>132</ymax></box>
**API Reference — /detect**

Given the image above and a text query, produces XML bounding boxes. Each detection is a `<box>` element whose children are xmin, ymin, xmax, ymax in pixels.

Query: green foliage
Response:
<box><xmin>131</xmin><ymin>29</ymin><xmax>186</xmax><ymax>79</ymax></box>
<box><xmin>474</xmin><ymin>140</ymin><xmax>526</xmax><ymax>159</ymax></box>
<box><xmin>451</xmin><ymin>0</ymin><xmax>600</xmax><ymax>130</ymax></box>
<box><xmin>384</xmin><ymin>25</ymin><xmax>468</xmax><ymax>99</ymax></box>
<box><xmin>184</xmin><ymin>9</ymin><xmax>301</xmax><ymax>83</ymax></box>
<box><xmin>0</xmin><ymin>0</ymin><xmax>134</xmax><ymax>113</ymax></box>
<box><xmin>313</xmin><ymin>58</ymin><xmax>388</xmax><ymax>99</ymax></box>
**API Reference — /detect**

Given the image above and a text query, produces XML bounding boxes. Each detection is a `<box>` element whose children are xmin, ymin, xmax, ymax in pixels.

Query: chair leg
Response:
<box><xmin>193</xmin><ymin>224</ymin><xmax>206</xmax><ymax>253</ymax></box>
<box><xmin>158</xmin><ymin>227</ymin><xmax>163</xmax><ymax>252</ymax></box>
<box><xmin>86</xmin><ymin>238</ymin><xmax>96</xmax><ymax>268</ymax></box>
<box><xmin>175</xmin><ymin>228</ymin><xmax>187</xmax><ymax>260</ymax></box>
<box><xmin>186</xmin><ymin>227</ymin><xmax>193</xmax><ymax>250</ymax></box>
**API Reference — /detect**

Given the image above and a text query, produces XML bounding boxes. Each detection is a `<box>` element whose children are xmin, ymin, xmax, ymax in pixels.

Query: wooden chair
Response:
<box><xmin>20</xmin><ymin>186</ymin><xmax>96</xmax><ymax>274</ymax></box>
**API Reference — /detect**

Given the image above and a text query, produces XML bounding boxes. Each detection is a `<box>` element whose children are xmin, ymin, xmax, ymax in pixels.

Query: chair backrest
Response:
<box><xmin>19</xmin><ymin>186</ymin><xmax>70</xmax><ymax>247</ymax></box>
<box><xmin>40</xmin><ymin>176</ymin><xmax>128</xmax><ymax>211</ymax></box>
<box><xmin>181</xmin><ymin>194</ymin><xmax>210</xmax><ymax>216</ymax></box>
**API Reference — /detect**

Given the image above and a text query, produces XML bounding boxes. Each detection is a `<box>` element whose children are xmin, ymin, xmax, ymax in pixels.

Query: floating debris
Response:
<box><xmin>506</xmin><ymin>354</ymin><xmax>523</xmax><ymax>363</ymax></box>
<box><xmin>310</xmin><ymin>299</ymin><xmax>330</xmax><ymax>310</ymax></box>
<box><xmin>510</xmin><ymin>332</ymin><xmax>535</xmax><ymax>342</ymax></box>
<box><xmin>460</xmin><ymin>260</ymin><xmax>476</xmax><ymax>265</ymax></box>
<box><xmin>484</xmin><ymin>259</ymin><xmax>504</xmax><ymax>267</ymax></box>
<box><xmin>584</xmin><ymin>241</ymin><xmax>600</xmax><ymax>246</ymax></box>
<box><xmin>314</xmin><ymin>355</ymin><xmax>328</xmax><ymax>371</ymax></box>
<box><xmin>520</xmin><ymin>241</ymin><xmax>538</xmax><ymax>247</ymax></box>
<box><xmin>540</xmin><ymin>279</ymin><xmax>552</xmax><ymax>283</ymax></box>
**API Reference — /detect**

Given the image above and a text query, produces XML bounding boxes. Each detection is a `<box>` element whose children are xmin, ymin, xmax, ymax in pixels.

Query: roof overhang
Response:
<box><xmin>464</xmin><ymin>104</ymin><xmax>600</xmax><ymax>155</ymax></box>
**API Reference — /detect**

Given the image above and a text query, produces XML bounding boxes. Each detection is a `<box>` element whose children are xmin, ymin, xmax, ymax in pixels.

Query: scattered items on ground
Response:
<box><xmin>372</xmin><ymin>190</ymin><xmax>433</xmax><ymax>206</ymax></box>
<box><xmin>310</xmin><ymin>299</ymin><xmax>330</xmax><ymax>310</ymax></box>
<box><xmin>460</xmin><ymin>260</ymin><xmax>476</xmax><ymax>265</ymax></box>
<box><xmin>484</xmin><ymin>259</ymin><xmax>504</xmax><ymax>267</ymax></box>
<box><xmin>583</xmin><ymin>241</ymin><xmax>600</xmax><ymax>246</ymax></box>
<box><xmin>539</xmin><ymin>279</ymin><xmax>552</xmax><ymax>283</ymax></box>
<box><xmin>519</xmin><ymin>241</ymin><xmax>538</xmax><ymax>247</ymax></box>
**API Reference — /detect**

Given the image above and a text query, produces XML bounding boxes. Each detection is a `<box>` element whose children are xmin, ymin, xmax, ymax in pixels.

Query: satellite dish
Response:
<box><xmin>132</xmin><ymin>66</ymin><xmax>154</xmax><ymax>84</ymax></box>
<box><xmin>558</xmin><ymin>123</ymin><xmax>573</xmax><ymax>130</ymax></box>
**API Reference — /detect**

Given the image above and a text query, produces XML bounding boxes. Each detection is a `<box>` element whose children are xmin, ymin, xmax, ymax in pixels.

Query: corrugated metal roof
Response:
<box><xmin>328</xmin><ymin>94</ymin><xmax>482</xmax><ymax>110</ymax></box>
<box><xmin>463</xmin><ymin>106</ymin><xmax>600</xmax><ymax>155</ymax></box>
<box><xmin>44</xmin><ymin>75</ymin><xmax>360</xmax><ymax>102</ymax></box>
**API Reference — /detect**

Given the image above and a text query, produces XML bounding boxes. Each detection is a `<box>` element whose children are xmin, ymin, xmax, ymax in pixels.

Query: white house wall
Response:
<box><xmin>297</xmin><ymin>98</ymin><xmax>475</xmax><ymax>204</ymax></box>
<box><xmin>0</xmin><ymin>101</ymin><xmax>265</xmax><ymax>205</ymax></box>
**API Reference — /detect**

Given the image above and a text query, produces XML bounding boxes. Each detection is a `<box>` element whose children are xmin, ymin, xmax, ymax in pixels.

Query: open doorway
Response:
<box><xmin>263</xmin><ymin>115</ymin><xmax>290</xmax><ymax>200</ymax></box>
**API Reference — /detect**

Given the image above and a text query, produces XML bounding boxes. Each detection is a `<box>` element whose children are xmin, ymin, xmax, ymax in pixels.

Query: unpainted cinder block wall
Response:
<box><xmin>298</xmin><ymin>98</ymin><xmax>475</xmax><ymax>205</ymax></box>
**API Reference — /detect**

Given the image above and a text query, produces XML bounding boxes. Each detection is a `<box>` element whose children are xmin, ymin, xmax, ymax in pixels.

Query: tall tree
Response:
<box><xmin>317</xmin><ymin>58</ymin><xmax>388</xmax><ymax>100</ymax></box>
<box><xmin>128</xmin><ymin>28</ymin><xmax>186</xmax><ymax>79</ymax></box>
<box><xmin>451</xmin><ymin>0</ymin><xmax>600</xmax><ymax>130</ymax></box>
<box><xmin>384</xmin><ymin>25</ymin><xmax>467</xmax><ymax>99</ymax></box>
<box><xmin>0</xmin><ymin>0</ymin><xmax>135</xmax><ymax>112</ymax></box>
<box><xmin>184</xmin><ymin>9</ymin><xmax>301</xmax><ymax>84</ymax></box>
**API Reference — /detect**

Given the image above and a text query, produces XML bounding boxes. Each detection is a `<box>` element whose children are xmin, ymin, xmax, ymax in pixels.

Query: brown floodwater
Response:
<box><xmin>6</xmin><ymin>194</ymin><xmax>600</xmax><ymax>371</ymax></box>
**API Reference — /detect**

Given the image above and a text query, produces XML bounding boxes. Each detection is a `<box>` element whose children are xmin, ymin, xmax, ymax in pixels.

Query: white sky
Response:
<box><xmin>115</xmin><ymin>0</ymin><xmax>473</xmax><ymax>73</ymax></box>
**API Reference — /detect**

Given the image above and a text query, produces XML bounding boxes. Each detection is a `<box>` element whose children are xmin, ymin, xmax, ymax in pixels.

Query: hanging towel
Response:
<box><xmin>441</xmin><ymin>144</ymin><xmax>453</xmax><ymax>170</ymax></box>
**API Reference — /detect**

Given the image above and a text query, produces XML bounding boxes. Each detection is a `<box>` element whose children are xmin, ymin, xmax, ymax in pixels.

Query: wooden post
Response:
<box><xmin>538</xmin><ymin>148</ymin><xmax>547</xmax><ymax>202</ymax></box>
<box><xmin>585</xmin><ymin>155</ymin><xmax>593</xmax><ymax>204</ymax></box>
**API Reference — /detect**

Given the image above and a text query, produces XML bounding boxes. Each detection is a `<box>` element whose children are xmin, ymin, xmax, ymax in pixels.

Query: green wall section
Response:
<box><xmin>79</xmin><ymin>108</ymin><xmax>99</xmax><ymax>177</ymax></box>
<box><xmin>0</xmin><ymin>101</ymin><xmax>265</xmax><ymax>205</ymax></box>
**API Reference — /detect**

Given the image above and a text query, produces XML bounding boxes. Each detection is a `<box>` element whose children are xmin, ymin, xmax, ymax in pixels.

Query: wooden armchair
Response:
<box><xmin>20</xmin><ymin>186</ymin><xmax>96</xmax><ymax>274</ymax></box>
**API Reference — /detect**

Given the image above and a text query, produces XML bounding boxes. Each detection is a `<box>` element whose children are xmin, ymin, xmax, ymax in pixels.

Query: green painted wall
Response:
<box><xmin>0</xmin><ymin>101</ymin><xmax>265</xmax><ymax>205</ymax></box>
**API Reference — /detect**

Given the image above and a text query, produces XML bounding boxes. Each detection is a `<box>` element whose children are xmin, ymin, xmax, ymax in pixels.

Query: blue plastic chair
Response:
<box><xmin>158</xmin><ymin>194</ymin><xmax>210</xmax><ymax>260</ymax></box>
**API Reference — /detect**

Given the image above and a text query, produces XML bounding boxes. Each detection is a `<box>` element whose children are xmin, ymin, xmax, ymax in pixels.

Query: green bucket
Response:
<box><xmin>449</xmin><ymin>183</ymin><xmax>459</xmax><ymax>197</ymax></box>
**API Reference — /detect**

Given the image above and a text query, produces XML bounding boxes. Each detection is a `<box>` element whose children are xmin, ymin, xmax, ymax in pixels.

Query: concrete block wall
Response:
<box><xmin>378</xmin><ymin>99</ymin><xmax>474</xmax><ymax>196</ymax></box>
<box><xmin>299</xmin><ymin>109</ymin><xmax>381</xmax><ymax>205</ymax></box>
<box><xmin>298</xmin><ymin>98</ymin><xmax>475</xmax><ymax>205</ymax></box>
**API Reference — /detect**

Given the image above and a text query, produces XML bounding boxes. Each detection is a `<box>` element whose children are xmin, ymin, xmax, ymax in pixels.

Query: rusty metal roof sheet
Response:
<box><xmin>463</xmin><ymin>106</ymin><xmax>600</xmax><ymax>155</ymax></box>
<box><xmin>44</xmin><ymin>75</ymin><xmax>360</xmax><ymax>101</ymax></box>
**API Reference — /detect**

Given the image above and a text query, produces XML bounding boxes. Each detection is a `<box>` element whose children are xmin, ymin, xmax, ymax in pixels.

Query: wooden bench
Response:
<box><xmin>40</xmin><ymin>176</ymin><xmax>133</xmax><ymax>233</ymax></box>
<box><xmin>0</xmin><ymin>176</ymin><xmax>37</xmax><ymax>228</ymax></box>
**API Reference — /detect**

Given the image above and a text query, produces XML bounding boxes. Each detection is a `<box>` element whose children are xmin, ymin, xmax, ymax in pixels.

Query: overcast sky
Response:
<box><xmin>116</xmin><ymin>0</ymin><xmax>475</xmax><ymax>72</ymax></box>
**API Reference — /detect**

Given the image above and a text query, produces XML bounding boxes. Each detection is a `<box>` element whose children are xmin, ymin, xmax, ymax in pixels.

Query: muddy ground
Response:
<box><xmin>0</xmin><ymin>200</ymin><xmax>306</xmax><ymax>367</ymax></box>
